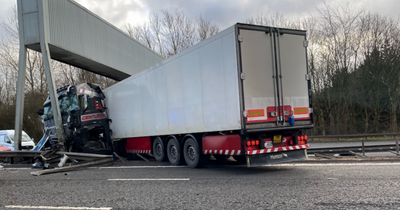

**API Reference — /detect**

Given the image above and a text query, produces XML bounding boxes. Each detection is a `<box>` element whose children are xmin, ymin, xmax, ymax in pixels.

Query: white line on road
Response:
<box><xmin>97</xmin><ymin>166</ymin><xmax>186</xmax><ymax>169</ymax></box>
<box><xmin>5</xmin><ymin>205</ymin><xmax>112</xmax><ymax>210</ymax></box>
<box><xmin>108</xmin><ymin>178</ymin><xmax>190</xmax><ymax>181</ymax></box>
<box><xmin>0</xmin><ymin>166</ymin><xmax>185</xmax><ymax>171</ymax></box>
<box><xmin>0</xmin><ymin>168</ymin><xmax>31</xmax><ymax>170</ymax></box>
<box><xmin>274</xmin><ymin>162</ymin><xmax>400</xmax><ymax>166</ymax></box>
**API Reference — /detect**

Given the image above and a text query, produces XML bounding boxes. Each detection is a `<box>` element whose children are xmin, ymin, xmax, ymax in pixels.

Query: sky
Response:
<box><xmin>0</xmin><ymin>0</ymin><xmax>399</xmax><ymax>40</ymax></box>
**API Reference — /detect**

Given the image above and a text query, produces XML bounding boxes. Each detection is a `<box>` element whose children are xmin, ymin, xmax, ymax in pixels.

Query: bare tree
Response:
<box><xmin>197</xmin><ymin>14</ymin><xmax>219</xmax><ymax>41</ymax></box>
<box><xmin>126</xmin><ymin>9</ymin><xmax>219</xmax><ymax>58</ymax></box>
<box><xmin>246</xmin><ymin>13</ymin><xmax>296</xmax><ymax>28</ymax></box>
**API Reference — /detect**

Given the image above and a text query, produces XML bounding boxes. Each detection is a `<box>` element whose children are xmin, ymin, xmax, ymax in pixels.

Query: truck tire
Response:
<box><xmin>167</xmin><ymin>137</ymin><xmax>183</xmax><ymax>166</ymax></box>
<box><xmin>183</xmin><ymin>138</ymin><xmax>203</xmax><ymax>168</ymax></box>
<box><xmin>153</xmin><ymin>137</ymin><xmax>166</xmax><ymax>162</ymax></box>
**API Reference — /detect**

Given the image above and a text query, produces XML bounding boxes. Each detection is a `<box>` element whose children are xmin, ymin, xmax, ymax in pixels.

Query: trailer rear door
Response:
<box><xmin>238</xmin><ymin>25</ymin><xmax>311</xmax><ymax>130</ymax></box>
<box><xmin>278</xmin><ymin>30</ymin><xmax>311</xmax><ymax>121</ymax></box>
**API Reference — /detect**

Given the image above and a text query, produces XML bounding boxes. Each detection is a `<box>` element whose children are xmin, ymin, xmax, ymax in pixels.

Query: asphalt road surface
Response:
<box><xmin>1</xmin><ymin>159</ymin><xmax>400</xmax><ymax>210</ymax></box>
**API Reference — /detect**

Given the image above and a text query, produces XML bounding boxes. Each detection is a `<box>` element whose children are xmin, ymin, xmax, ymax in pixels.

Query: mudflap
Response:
<box><xmin>246</xmin><ymin>149</ymin><xmax>307</xmax><ymax>167</ymax></box>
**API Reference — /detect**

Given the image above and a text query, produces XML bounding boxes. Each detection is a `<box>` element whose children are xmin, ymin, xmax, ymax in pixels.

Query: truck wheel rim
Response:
<box><xmin>188</xmin><ymin>146</ymin><xmax>196</xmax><ymax>161</ymax></box>
<box><xmin>170</xmin><ymin>146</ymin><xmax>177</xmax><ymax>159</ymax></box>
<box><xmin>156</xmin><ymin>143</ymin><xmax>162</xmax><ymax>156</ymax></box>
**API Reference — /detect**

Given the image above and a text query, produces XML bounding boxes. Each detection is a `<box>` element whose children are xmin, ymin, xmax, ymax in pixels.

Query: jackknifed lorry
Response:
<box><xmin>35</xmin><ymin>23</ymin><xmax>313</xmax><ymax>167</ymax></box>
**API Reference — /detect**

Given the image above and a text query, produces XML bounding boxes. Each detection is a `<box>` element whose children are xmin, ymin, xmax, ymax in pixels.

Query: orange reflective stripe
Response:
<box><xmin>248</xmin><ymin>109</ymin><xmax>265</xmax><ymax>117</ymax></box>
<box><xmin>294</xmin><ymin>107</ymin><xmax>308</xmax><ymax>114</ymax></box>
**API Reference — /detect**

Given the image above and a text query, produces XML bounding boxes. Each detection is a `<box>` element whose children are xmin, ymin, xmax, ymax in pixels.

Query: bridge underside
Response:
<box><xmin>21</xmin><ymin>0</ymin><xmax>164</xmax><ymax>81</ymax></box>
<box><xmin>28</xmin><ymin>43</ymin><xmax>130</xmax><ymax>81</ymax></box>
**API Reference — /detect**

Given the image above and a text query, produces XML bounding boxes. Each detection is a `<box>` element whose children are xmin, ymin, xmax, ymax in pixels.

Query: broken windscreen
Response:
<box><xmin>43</xmin><ymin>93</ymin><xmax>79</xmax><ymax>120</ymax></box>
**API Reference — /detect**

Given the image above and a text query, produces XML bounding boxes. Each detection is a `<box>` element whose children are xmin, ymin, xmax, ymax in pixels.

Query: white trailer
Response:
<box><xmin>104</xmin><ymin>23</ymin><xmax>313</xmax><ymax>167</ymax></box>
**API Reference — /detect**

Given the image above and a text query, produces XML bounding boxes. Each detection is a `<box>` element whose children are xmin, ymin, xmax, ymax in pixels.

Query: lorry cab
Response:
<box><xmin>0</xmin><ymin>130</ymin><xmax>35</xmax><ymax>151</ymax></box>
<box><xmin>36</xmin><ymin>83</ymin><xmax>112</xmax><ymax>153</ymax></box>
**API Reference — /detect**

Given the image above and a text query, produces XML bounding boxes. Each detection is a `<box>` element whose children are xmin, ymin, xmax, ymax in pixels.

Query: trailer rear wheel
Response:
<box><xmin>183</xmin><ymin>138</ymin><xmax>203</xmax><ymax>168</ymax></box>
<box><xmin>153</xmin><ymin>137</ymin><xmax>166</xmax><ymax>162</ymax></box>
<box><xmin>167</xmin><ymin>138</ymin><xmax>183</xmax><ymax>166</ymax></box>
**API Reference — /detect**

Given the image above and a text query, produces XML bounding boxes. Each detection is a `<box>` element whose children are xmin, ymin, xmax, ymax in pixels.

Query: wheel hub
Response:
<box><xmin>170</xmin><ymin>145</ymin><xmax>177</xmax><ymax>159</ymax></box>
<box><xmin>188</xmin><ymin>146</ymin><xmax>196</xmax><ymax>161</ymax></box>
<box><xmin>156</xmin><ymin>143</ymin><xmax>162</xmax><ymax>156</ymax></box>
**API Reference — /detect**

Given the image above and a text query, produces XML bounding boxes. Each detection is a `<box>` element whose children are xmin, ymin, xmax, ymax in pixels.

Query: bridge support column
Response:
<box><xmin>38</xmin><ymin>0</ymin><xmax>66</xmax><ymax>150</ymax></box>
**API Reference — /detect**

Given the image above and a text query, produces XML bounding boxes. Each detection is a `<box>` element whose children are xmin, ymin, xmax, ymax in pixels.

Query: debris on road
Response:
<box><xmin>0</xmin><ymin>147</ymin><xmax>115</xmax><ymax>176</ymax></box>
<box><xmin>30</xmin><ymin>158</ymin><xmax>113</xmax><ymax>176</ymax></box>
<box><xmin>29</xmin><ymin>147</ymin><xmax>114</xmax><ymax>176</ymax></box>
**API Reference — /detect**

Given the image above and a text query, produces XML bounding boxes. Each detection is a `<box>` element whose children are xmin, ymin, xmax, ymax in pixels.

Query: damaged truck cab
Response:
<box><xmin>35</xmin><ymin>83</ymin><xmax>112</xmax><ymax>154</ymax></box>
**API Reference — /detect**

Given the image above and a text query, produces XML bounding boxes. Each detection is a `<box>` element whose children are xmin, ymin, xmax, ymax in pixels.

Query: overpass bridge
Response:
<box><xmin>19</xmin><ymin>0</ymin><xmax>163</xmax><ymax>80</ymax></box>
<box><xmin>14</xmin><ymin>0</ymin><xmax>164</xmax><ymax>150</ymax></box>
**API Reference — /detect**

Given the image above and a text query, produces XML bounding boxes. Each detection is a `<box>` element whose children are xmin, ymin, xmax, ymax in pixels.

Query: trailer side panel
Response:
<box><xmin>105</xmin><ymin>26</ymin><xmax>242</xmax><ymax>138</ymax></box>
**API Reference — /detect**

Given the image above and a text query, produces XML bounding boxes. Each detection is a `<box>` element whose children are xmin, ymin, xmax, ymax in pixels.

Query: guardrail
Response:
<box><xmin>309</xmin><ymin>133</ymin><xmax>400</xmax><ymax>141</ymax></box>
<box><xmin>308</xmin><ymin>133</ymin><xmax>400</xmax><ymax>156</ymax></box>
<box><xmin>0</xmin><ymin>151</ymin><xmax>41</xmax><ymax>158</ymax></box>
<box><xmin>308</xmin><ymin>144</ymin><xmax>400</xmax><ymax>156</ymax></box>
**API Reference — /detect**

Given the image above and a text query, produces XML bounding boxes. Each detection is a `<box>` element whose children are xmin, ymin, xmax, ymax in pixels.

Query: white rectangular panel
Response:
<box><xmin>151</xmin><ymin>66</ymin><xmax>169</xmax><ymax>134</ymax></box>
<box><xmin>181</xmin><ymin>50</ymin><xmax>205</xmax><ymax>132</ymax></box>
<box><xmin>199</xmin><ymin>38</ymin><xmax>227</xmax><ymax>130</ymax></box>
<box><xmin>105</xmin><ymin>25</ymin><xmax>241</xmax><ymax>139</ymax></box>
<box><xmin>240</xmin><ymin>29</ymin><xmax>276</xmax><ymax>110</ymax></box>
<box><xmin>165</xmin><ymin>59</ymin><xmax>184</xmax><ymax>133</ymax></box>
<box><xmin>222</xmin><ymin>32</ymin><xmax>242</xmax><ymax>127</ymax></box>
<box><xmin>23</xmin><ymin>13</ymin><xmax>40</xmax><ymax>45</ymax></box>
<box><xmin>21</xmin><ymin>0</ymin><xmax>38</xmax><ymax>14</ymax></box>
<box><xmin>278</xmin><ymin>33</ymin><xmax>310</xmax><ymax>114</ymax></box>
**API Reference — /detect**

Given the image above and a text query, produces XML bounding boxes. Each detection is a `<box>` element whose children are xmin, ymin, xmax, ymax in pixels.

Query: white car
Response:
<box><xmin>0</xmin><ymin>130</ymin><xmax>36</xmax><ymax>151</ymax></box>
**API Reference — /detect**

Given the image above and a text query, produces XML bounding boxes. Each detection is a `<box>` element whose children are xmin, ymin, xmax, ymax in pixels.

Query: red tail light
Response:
<box><xmin>246</xmin><ymin>141</ymin><xmax>251</xmax><ymax>146</ymax></box>
<box><xmin>294</xmin><ymin>135</ymin><xmax>309</xmax><ymax>145</ymax></box>
<box><xmin>251</xmin><ymin>140</ymin><xmax>255</xmax><ymax>146</ymax></box>
<box><xmin>256</xmin><ymin>140</ymin><xmax>259</xmax><ymax>145</ymax></box>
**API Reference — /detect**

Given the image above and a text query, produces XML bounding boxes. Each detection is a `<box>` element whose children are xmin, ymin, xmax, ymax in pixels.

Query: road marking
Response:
<box><xmin>0</xmin><ymin>168</ymin><xmax>31</xmax><ymax>170</ymax></box>
<box><xmin>274</xmin><ymin>162</ymin><xmax>400</xmax><ymax>167</ymax></box>
<box><xmin>97</xmin><ymin>166</ymin><xmax>186</xmax><ymax>169</ymax></box>
<box><xmin>108</xmin><ymin>178</ymin><xmax>190</xmax><ymax>181</ymax></box>
<box><xmin>0</xmin><ymin>166</ymin><xmax>185</xmax><ymax>171</ymax></box>
<box><xmin>326</xmin><ymin>178</ymin><xmax>339</xmax><ymax>180</ymax></box>
<box><xmin>5</xmin><ymin>205</ymin><xmax>111</xmax><ymax>210</ymax></box>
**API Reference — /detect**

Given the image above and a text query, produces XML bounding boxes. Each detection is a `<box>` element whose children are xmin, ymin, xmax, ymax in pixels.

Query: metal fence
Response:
<box><xmin>309</xmin><ymin>133</ymin><xmax>400</xmax><ymax>142</ymax></box>
<box><xmin>308</xmin><ymin>133</ymin><xmax>400</xmax><ymax>156</ymax></box>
